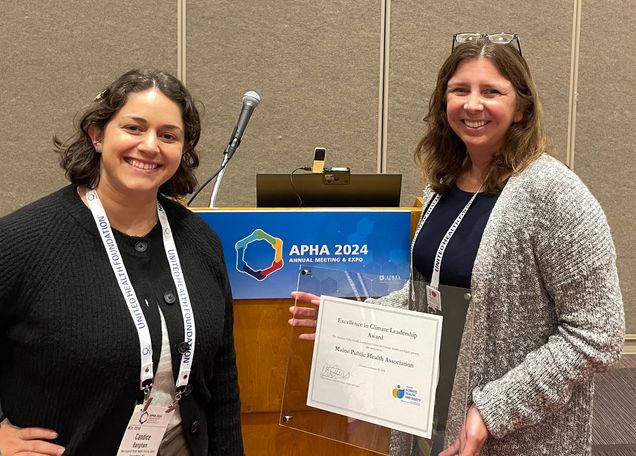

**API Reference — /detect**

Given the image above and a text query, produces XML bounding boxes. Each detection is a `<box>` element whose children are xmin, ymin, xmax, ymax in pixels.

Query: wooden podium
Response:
<box><xmin>197</xmin><ymin>205</ymin><xmax>423</xmax><ymax>455</ymax></box>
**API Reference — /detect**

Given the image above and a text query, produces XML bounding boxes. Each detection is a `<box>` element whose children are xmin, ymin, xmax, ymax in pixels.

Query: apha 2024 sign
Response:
<box><xmin>195</xmin><ymin>209</ymin><xmax>411</xmax><ymax>299</ymax></box>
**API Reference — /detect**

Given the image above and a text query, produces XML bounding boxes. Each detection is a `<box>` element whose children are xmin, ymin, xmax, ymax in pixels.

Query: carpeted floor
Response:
<box><xmin>592</xmin><ymin>354</ymin><xmax>636</xmax><ymax>455</ymax></box>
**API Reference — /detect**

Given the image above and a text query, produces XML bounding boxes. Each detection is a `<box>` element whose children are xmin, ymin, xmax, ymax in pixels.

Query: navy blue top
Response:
<box><xmin>413</xmin><ymin>186</ymin><xmax>499</xmax><ymax>288</ymax></box>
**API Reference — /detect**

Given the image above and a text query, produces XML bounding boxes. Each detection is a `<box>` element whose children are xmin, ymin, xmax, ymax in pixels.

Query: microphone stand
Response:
<box><xmin>191</xmin><ymin>90</ymin><xmax>260</xmax><ymax>208</ymax></box>
<box><xmin>208</xmin><ymin>142</ymin><xmax>238</xmax><ymax>207</ymax></box>
<box><xmin>209</xmin><ymin>155</ymin><xmax>229</xmax><ymax>207</ymax></box>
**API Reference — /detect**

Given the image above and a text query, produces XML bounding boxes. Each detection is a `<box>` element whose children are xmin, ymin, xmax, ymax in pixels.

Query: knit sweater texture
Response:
<box><xmin>386</xmin><ymin>154</ymin><xmax>624</xmax><ymax>455</ymax></box>
<box><xmin>0</xmin><ymin>185</ymin><xmax>244</xmax><ymax>455</ymax></box>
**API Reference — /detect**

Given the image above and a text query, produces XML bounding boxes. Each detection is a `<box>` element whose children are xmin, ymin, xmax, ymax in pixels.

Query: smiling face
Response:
<box><xmin>446</xmin><ymin>57</ymin><xmax>523</xmax><ymax>159</ymax></box>
<box><xmin>89</xmin><ymin>88</ymin><xmax>185</xmax><ymax>201</ymax></box>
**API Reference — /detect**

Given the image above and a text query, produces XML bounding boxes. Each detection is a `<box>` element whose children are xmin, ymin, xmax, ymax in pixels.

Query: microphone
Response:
<box><xmin>224</xmin><ymin>91</ymin><xmax>261</xmax><ymax>158</ymax></box>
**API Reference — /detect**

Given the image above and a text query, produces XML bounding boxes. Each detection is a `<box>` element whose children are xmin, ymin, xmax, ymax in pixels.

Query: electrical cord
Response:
<box><xmin>190</xmin><ymin>163</ymin><xmax>313</xmax><ymax>207</ymax></box>
<box><xmin>186</xmin><ymin>156</ymin><xmax>231</xmax><ymax>206</ymax></box>
<box><xmin>290</xmin><ymin>167</ymin><xmax>311</xmax><ymax>207</ymax></box>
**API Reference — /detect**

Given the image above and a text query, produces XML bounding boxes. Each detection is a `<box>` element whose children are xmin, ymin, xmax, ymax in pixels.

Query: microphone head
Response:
<box><xmin>242</xmin><ymin>91</ymin><xmax>261</xmax><ymax>107</ymax></box>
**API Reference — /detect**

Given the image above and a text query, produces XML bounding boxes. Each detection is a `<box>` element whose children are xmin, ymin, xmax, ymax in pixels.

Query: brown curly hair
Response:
<box><xmin>415</xmin><ymin>40</ymin><xmax>550</xmax><ymax>194</ymax></box>
<box><xmin>55</xmin><ymin>69</ymin><xmax>201</xmax><ymax>198</ymax></box>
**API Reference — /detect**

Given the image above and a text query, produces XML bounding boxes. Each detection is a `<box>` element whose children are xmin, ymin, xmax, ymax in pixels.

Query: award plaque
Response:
<box><xmin>281</xmin><ymin>266</ymin><xmax>472</xmax><ymax>455</ymax></box>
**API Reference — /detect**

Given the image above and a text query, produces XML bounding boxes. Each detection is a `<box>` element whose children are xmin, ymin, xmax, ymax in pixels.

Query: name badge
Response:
<box><xmin>426</xmin><ymin>285</ymin><xmax>442</xmax><ymax>312</ymax></box>
<box><xmin>117</xmin><ymin>404</ymin><xmax>173</xmax><ymax>455</ymax></box>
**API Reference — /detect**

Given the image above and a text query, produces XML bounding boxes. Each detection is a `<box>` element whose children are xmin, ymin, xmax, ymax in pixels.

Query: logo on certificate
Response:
<box><xmin>392</xmin><ymin>385</ymin><xmax>405</xmax><ymax>399</ymax></box>
<box><xmin>392</xmin><ymin>384</ymin><xmax>421</xmax><ymax>405</ymax></box>
<box><xmin>235</xmin><ymin>229</ymin><xmax>284</xmax><ymax>281</ymax></box>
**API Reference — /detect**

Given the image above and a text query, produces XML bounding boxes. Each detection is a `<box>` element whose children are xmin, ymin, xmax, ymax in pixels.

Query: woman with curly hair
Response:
<box><xmin>0</xmin><ymin>69</ymin><xmax>243</xmax><ymax>456</ymax></box>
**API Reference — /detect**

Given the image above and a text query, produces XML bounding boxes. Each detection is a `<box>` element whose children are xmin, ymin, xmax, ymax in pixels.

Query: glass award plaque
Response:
<box><xmin>281</xmin><ymin>266</ymin><xmax>472</xmax><ymax>455</ymax></box>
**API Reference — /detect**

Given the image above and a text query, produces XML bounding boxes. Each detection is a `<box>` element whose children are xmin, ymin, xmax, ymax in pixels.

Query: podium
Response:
<box><xmin>194</xmin><ymin>205</ymin><xmax>423</xmax><ymax>455</ymax></box>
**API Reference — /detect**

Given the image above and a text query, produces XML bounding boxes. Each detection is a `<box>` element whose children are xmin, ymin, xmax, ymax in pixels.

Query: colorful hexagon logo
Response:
<box><xmin>235</xmin><ymin>229</ymin><xmax>284</xmax><ymax>281</ymax></box>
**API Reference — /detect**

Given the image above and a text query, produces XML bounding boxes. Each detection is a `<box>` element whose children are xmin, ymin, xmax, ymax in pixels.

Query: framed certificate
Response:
<box><xmin>279</xmin><ymin>264</ymin><xmax>452</xmax><ymax>454</ymax></box>
<box><xmin>281</xmin><ymin>266</ymin><xmax>473</xmax><ymax>455</ymax></box>
<box><xmin>307</xmin><ymin>295</ymin><xmax>442</xmax><ymax>438</ymax></box>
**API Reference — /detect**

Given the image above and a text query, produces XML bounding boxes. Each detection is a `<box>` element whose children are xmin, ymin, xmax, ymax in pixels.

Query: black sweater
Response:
<box><xmin>0</xmin><ymin>185</ymin><xmax>243</xmax><ymax>455</ymax></box>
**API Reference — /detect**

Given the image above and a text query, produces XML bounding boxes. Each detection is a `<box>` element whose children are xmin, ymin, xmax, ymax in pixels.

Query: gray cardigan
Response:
<box><xmin>386</xmin><ymin>154</ymin><xmax>624</xmax><ymax>455</ymax></box>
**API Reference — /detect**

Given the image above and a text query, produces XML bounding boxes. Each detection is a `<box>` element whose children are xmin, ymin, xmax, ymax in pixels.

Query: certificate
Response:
<box><xmin>307</xmin><ymin>295</ymin><xmax>442</xmax><ymax>438</ymax></box>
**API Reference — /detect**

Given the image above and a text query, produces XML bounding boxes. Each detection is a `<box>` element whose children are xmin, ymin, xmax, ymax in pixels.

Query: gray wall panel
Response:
<box><xmin>186</xmin><ymin>0</ymin><xmax>382</xmax><ymax>207</ymax></box>
<box><xmin>0</xmin><ymin>0</ymin><xmax>632</xmax><ymax>333</ymax></box>
<box><xmin>0</xmin><ymin>1</ymin><xmax>178</xmax><ymax>215</ymax></box>
<box><xmin>576</xmin><ymin>0</ymin><xmax>635</xmax><ymax>333</ymax></box>
<box><xmin>386</xmin><ymin>1</ymin><xmax>574</xmax><ymax>204</ymax></box>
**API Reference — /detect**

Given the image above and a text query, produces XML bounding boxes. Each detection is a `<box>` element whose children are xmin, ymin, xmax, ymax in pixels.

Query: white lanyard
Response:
<box><xmin>85</xmin><ymin>189</ymin><xmax>196</xmax><ymax>399</ymax></box>
<box><xmin>423</xmin><ymin>190</ymin><xmax>481</xmax><ymax>290</ymax></box>
<box><xmin>416</xmin><ymin>184</ymin><xmax>484</xmax><ymax>291</ymax></box>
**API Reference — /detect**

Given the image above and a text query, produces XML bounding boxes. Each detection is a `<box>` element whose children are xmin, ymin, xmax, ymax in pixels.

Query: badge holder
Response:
<box><xmin>411</xmin><ymin>279</ymin><xmax>474</xmax><ymax>456</ymax></box>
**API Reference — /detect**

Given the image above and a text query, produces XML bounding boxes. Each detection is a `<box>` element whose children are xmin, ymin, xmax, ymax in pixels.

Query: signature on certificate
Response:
<box><xmin>321</xmin><ymin>363</ymin><xmax>351</xmax><ymax>380</ymax></box>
